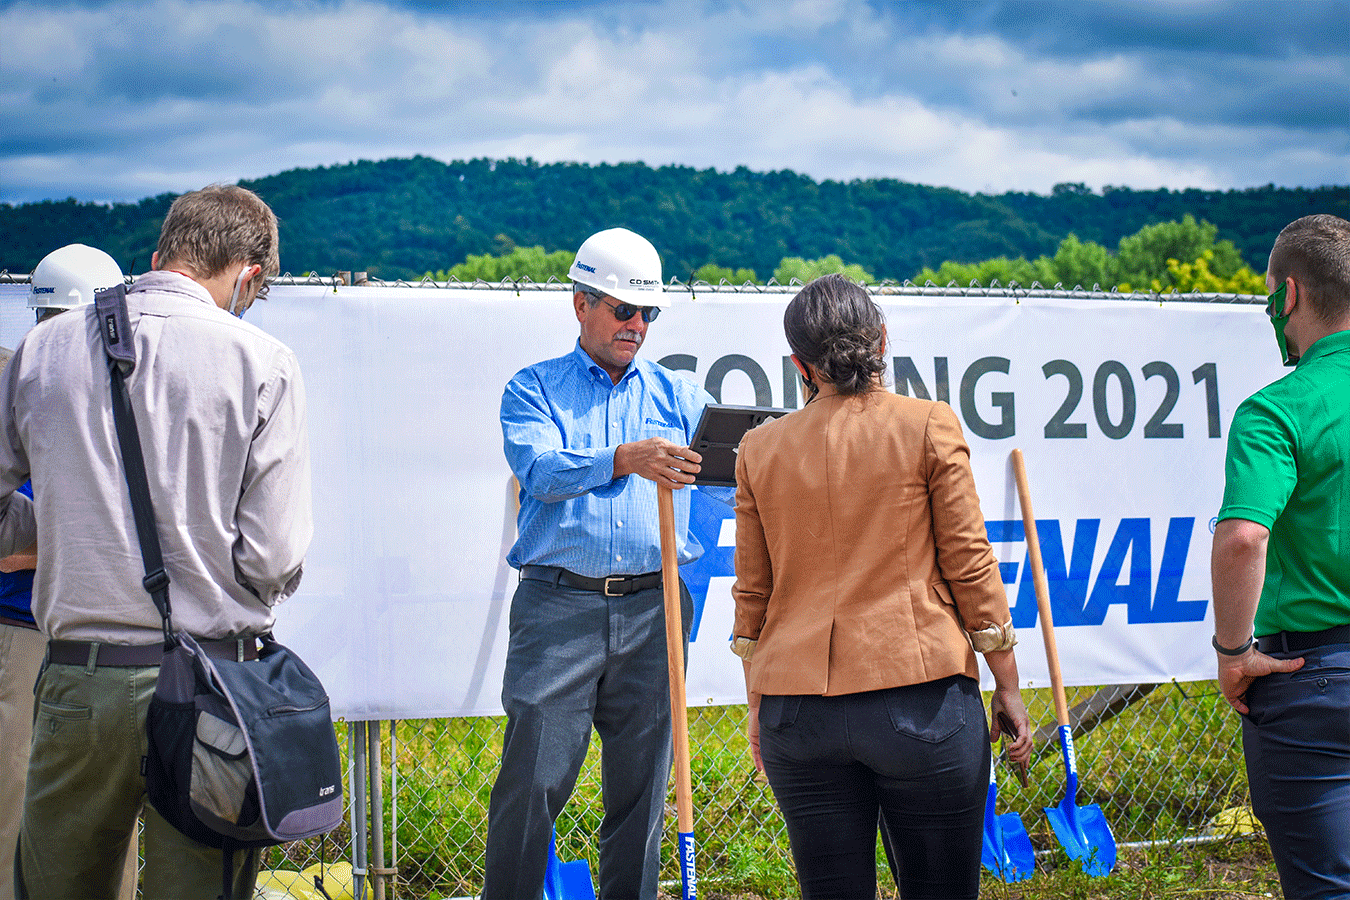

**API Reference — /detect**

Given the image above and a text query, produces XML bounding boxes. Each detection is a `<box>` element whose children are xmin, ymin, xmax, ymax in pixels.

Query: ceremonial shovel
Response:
<box><xmin>658</xmin><ymin>484</ymin><xmax>698</xmax><ymax>900</ymax></box>
<box><xmin>1011</xmin><ymin>449</ymin><xmax>1117</xmax><ymax>876</ymax></box>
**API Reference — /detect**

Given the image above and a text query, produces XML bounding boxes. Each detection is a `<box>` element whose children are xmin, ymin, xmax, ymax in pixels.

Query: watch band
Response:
<box><xmin>1211</xmin><ymin>633</ymin><xmax>1254</xmax><ymax>656</ymax></box>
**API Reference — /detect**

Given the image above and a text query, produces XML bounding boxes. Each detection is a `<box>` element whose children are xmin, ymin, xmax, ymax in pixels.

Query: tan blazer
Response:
<box><xmin>733</xmin><ymin>390</ymin><xmax>1010</xmax><ymax>696</ymax></box>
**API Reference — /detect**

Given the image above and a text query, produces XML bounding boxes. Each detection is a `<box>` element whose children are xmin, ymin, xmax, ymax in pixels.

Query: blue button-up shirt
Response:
<box><xmin>503</xmin><ymin>342</ymin><xmax>725</xmax><ymax>578</ymax></box>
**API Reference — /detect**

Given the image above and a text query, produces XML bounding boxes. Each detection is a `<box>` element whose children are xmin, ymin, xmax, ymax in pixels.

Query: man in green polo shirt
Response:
<box><xmin>1212</xmin><ymin>213</ymin><xmax>1350</xmax><ymax>899</ymax></box>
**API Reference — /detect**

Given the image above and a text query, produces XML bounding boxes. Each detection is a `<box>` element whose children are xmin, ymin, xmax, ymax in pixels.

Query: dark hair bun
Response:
<box><xmin>783</xmin><ymin>274</ymin><xmax>886</xmax><ymax>395</ymax></box>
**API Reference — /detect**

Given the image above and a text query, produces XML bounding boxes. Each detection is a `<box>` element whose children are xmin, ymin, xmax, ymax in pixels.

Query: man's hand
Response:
<box><xmin>0</xmin><ymin>542</ymin><xmax>36</xmax><ymax>573</ymax></box>
<box><xmin>1218</xmin><ymin>646</ymin><xmax>1304</xmax><ymax>714</ymax></box>
<box><xmin>613</xmin><ymin>438</ymin><xmax>701</xmax><ymax>488</ymax></box>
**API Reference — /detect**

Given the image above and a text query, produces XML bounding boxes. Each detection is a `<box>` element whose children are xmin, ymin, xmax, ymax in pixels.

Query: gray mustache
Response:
<box><xmin>616</xmin><ymin>331</ymin><xmax>643</xmax><ymax>344</ymax></box>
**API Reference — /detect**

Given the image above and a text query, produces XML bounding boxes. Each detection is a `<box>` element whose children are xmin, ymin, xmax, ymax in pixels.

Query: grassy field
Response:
<box><xmin>268</xmin><ymin>680</ymin><xmax>1278</xmax><ymax>898</ymax></box>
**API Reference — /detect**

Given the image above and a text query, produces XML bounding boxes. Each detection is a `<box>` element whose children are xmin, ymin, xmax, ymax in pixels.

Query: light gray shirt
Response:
<box><xmin>0</xmin><ymin>270</ymin><xmax>312</xmax><ymax>643</ymax></box>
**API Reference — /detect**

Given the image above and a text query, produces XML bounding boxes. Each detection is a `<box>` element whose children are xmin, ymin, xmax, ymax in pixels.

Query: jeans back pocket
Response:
<box><xmin>758</xmin><ymin>694</ymin><xmax>802</xmax><ymax>731</ymax></box>
<box><xmin>882</xmin><ymin>675</ymin><xmax>970</xmax><ymax>743</ymax></box>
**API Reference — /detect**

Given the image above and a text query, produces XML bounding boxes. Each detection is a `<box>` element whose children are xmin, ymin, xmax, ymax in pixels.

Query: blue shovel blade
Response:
<box><xmin>981</xmin><ymin>781</ymin><xmax>1035</xmax><ymax>882</ymax></box>
<box><xmin>544</xmin><ymin>827</ymin><xmax>596</xmax><ymax>900</ymax></box>
<box><xmin>555</xmin><ymin>859</ymin><xmax>596</xmax><ymax>900</ymax></box>
<box><xmin>1045</xmin><ymin>794</ymin><xmax>1116</xmax><ymax>877</ymax></box>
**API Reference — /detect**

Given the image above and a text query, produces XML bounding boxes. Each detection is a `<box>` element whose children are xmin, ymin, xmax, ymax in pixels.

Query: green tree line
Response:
<box><xmin>2</xmin><ymin>156</ymin><xmax>1343</xmax><ymax>284</ymax></box>
<box><xmin>430</xmin><ymin>215</ymin><xmax>1267</xmax><ymax>294</ymax></box>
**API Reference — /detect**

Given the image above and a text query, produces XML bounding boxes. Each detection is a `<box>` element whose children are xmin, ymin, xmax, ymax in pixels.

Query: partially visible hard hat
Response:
<box><xmin>568</xmin><ymin>228</ymin><xmax>668</xmax><ymax>307</ymax></box>
<box><xmin>29</xmin><ymin>243</ymin><xmax>124</xmax><ymax>310</ymax></box>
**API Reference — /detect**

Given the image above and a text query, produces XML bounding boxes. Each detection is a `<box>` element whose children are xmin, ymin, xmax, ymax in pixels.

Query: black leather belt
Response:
<box><xmin>519</xmin><ymin>565</ymin><xmax>662</xmax><ymax>597</ymax></box>
<box><xmin>47</xmin><ymin>637</ymin><xmax>259</xmax><ymax>667</ymax></box>
<box><xmin>1256</xmin><ymin>624</ymin><xmax>1350</xmax><ymax>655</ymax></box>
<box><xmin>0</xmin><ymin>614</ymin><xmax>38</xmax><ymax>631</ymax></box>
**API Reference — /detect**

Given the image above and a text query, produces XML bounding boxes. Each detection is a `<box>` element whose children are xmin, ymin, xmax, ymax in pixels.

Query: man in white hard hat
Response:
<box><xmin>1</xmin><ymin>244</ymin><xmax>128</xmax><ymax>900</ymax></box>
<box><xmin>485</xmin><ymin>227</ymin><xmax>721</xmax><ymax>900</ymax></box>
<box><xmin>26</xmin><ymin>243</ymin><xmax>125</xmax><ymax>324</ymax></box>
<box><xmin>0</xmin><ymin>186</ymin><xmax>310</xmax><ymax>899</ymax></box>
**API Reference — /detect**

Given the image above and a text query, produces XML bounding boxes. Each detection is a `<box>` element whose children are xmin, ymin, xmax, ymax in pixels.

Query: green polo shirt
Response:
<box><xmin>1218</xmin><ymin>328</ymin><xmax>1350</xmax><ymax>637</ymax></box>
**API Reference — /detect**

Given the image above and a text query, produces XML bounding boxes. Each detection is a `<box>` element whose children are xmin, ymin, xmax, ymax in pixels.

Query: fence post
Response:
<box><xmin>369</xmin><ymin>722</ymin><xmax>388</xmax><ymax>900</ymax></box>
<box><xmin>352</xmin><ymin>721</ymin><xmax>369</xmax><ymax>900</ymax></box>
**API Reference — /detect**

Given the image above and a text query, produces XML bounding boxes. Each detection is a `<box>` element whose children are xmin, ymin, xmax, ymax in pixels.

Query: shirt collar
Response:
<box><xmin>1295</xmin><ymin>328</ymin><xmax>1350</xmax><ymax>369</ymax></box>
<box><xmin>127</xmin><ymin>270</ymin><xmax>218</xmax><ymax>307</ymax></box>
<box><xmin>570</xmin><ymin>340</ymin><xmax>639</xmax><ymax>387</ymax></box>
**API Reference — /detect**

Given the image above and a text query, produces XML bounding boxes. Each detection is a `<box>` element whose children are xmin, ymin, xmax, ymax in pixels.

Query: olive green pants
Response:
<box><xmin>0</xmin><ymin>622</ymin><xmax>45</xmax><ymax>900</ymax></box>
<box><xmin>18</xmin><ymin>656</ymin><xmax>257</xmax><ymax>900</ymax></box>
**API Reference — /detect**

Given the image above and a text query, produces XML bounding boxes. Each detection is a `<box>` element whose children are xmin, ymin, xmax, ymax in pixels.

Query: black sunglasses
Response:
<box><xmin>598</xmin><ymin>296</ymin><xmax>660</xmax><ymax>323</ymax></box>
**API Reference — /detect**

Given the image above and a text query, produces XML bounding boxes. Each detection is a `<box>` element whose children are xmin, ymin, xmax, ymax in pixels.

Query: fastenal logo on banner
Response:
<box><xmin>679</xmin><ymin>493</ymin><xmax>1208</xmax><ymax>643</ymax></box>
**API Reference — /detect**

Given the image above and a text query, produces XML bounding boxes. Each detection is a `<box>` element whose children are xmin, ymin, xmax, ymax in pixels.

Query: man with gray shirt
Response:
<box><xmin>0</xmin><ymin>184</ymin><xmax>312</xmax><ymax>899</ymax></box>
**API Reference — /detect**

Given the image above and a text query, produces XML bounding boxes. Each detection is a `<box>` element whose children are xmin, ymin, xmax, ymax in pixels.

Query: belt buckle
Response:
<box><xmin>603</xmin><ymin>576</ymin><xmax>624</xmax><ymax>597</ymax></box>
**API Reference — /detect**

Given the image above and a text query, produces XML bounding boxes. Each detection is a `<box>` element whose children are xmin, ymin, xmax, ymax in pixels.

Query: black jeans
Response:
<box><xmin>758</xmin><ymin>675</ymin><xmax>989</xmax><ymax>900</ymax></box>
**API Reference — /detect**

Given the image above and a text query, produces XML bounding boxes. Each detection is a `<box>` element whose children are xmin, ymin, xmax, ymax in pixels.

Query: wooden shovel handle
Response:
<box><xmin>657</xmin><ymin>485</ymin><xmax>695</xmax><ymax>835</ymax></box>
<box><xmin>1010</xmin><ymin>449</ymin><xmax>1071</xmax><ymax>729</ymax></box>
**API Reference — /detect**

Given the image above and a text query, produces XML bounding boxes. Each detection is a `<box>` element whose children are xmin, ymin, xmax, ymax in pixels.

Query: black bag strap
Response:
<box><xmin>95</xmin><ymin>283</ymin><xmax>175</xmax><ymax>647</ymax></box>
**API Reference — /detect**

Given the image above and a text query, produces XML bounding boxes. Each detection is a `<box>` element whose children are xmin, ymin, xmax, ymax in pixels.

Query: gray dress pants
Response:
<box><xmin>482</xmin><ymin>575</ymin><xmax>691</xmax><ymax>900</ymax></box>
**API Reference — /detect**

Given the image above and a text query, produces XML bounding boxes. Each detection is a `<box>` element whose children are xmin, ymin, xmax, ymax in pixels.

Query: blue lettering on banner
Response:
<box><xmin>680</xmin><ymin>490</ymin><xmax>736</xmax><ymax>641</ymax></box>
<box><xmin>990</xmin><ymin>517</ymin><xmax>1206</xmax><ymax>626</ymax></box>
<box><xmin>681</xmin><ymin>492</ymin><xmax>1207</xmax><ymax>641</ymax></box>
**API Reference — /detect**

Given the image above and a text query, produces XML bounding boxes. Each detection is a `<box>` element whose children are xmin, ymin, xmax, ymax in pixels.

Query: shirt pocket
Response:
<box><xmin>642</xmin><ymin>419</ymin><xmax>685</xmax><ymax>443</ymax></box>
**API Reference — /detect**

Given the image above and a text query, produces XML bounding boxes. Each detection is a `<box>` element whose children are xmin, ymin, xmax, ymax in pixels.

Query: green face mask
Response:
<box><xmin>1266</xmin><ymin>283</ymin><xmax>1298</xmax><ymax>366</ymax></box>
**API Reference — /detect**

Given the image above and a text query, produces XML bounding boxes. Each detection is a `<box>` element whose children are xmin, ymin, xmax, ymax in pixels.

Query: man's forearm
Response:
<box><xmin>1211</xmin><ymin>518</ymin><xmax>1269</xmax><ymax>646</ymax></box>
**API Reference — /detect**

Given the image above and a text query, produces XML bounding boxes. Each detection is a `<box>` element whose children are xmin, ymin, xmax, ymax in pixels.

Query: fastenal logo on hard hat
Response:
<box><xmin>569</xmin><ymin>227</ymin><xmax>670</xmax><ymax>307</ymax></box>
<box><xmin>29</xmin><ymin>243</ymin><xmax>124</xmax><ymax>311</ymax></box>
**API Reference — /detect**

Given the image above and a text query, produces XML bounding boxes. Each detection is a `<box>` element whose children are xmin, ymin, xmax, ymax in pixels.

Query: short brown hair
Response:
<box><xmin>156</xmin><ymin>184</ymin><xmax>279</xmax><ymax>280</ymax></box>
<box><xmin>1269</xmin><ymin>214</ymin><xmax>1350</xmax><ymax>322</ymax></box>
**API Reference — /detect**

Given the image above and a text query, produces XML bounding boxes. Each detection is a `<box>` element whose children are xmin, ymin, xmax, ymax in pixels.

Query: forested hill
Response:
<box><xmin>2</xmin><ymin>155</ymin><xmax>1345</xmax><ymax>282</ymax></box>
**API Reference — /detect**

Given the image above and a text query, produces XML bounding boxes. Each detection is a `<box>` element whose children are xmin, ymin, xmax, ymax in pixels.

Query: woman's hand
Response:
<box><xmin>746</xmin><ymin>690</ymin><xmax>763</xmax><ymax>773</ymax></box>
<box><xmin>989</xmin><ymin>685</ymin><xmax>1033</xmax><ymax>767</ymax></box>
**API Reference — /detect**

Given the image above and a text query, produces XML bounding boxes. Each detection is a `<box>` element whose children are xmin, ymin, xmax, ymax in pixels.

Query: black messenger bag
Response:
<box><xmin>95</xmin><ymin>284</ymin><xmax>342</xmax><ymax>893</ymax></box>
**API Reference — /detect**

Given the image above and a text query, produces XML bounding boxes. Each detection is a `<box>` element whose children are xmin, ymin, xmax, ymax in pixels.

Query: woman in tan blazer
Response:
<box><xmin>732</xmin><ymin>274</ymin><xmax>1032</xmax><ymax>900</ymax></box>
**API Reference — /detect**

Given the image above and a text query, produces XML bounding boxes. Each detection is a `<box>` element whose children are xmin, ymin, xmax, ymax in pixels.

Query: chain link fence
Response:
<box><xmin>267</xmin><ymin>681</ymin><xmax>1248</xmax><ymax>899</ymax></box>
<box><xmin>0</xmin><ymin>276</ymin><xmax>1258</xmax><ymax>896</ymax></box>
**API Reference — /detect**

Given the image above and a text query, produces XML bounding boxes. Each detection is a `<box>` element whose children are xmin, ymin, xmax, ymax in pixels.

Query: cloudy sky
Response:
<box><xmin>2</xmin><ymin>0</ymin><xmax>1346</xmax><ymax>205</ymax></box>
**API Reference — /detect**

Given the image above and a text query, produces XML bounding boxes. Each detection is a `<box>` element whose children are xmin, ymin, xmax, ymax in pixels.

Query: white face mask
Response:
<box><xmin>228</xmin><ymin>266</ymin><xmax>253</xmax><ymax>318</ymax></box>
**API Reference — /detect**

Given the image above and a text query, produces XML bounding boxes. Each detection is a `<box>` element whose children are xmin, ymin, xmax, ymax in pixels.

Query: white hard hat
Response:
<box><xmin>29</xmin><ymin>243</ymin><xmax>124</xmax><ymax>310</ymax></box>
<box><xmin>568</xmin><ymin>227</ymin><xmax>668</xmax><ymax>307</ymax></box>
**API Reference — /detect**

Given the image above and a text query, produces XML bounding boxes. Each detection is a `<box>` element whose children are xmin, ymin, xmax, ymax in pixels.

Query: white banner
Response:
<box><xmin>0</xmin><ymin>285</ymin><xmax>1283</xmax><ymax>719</ymax></box>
